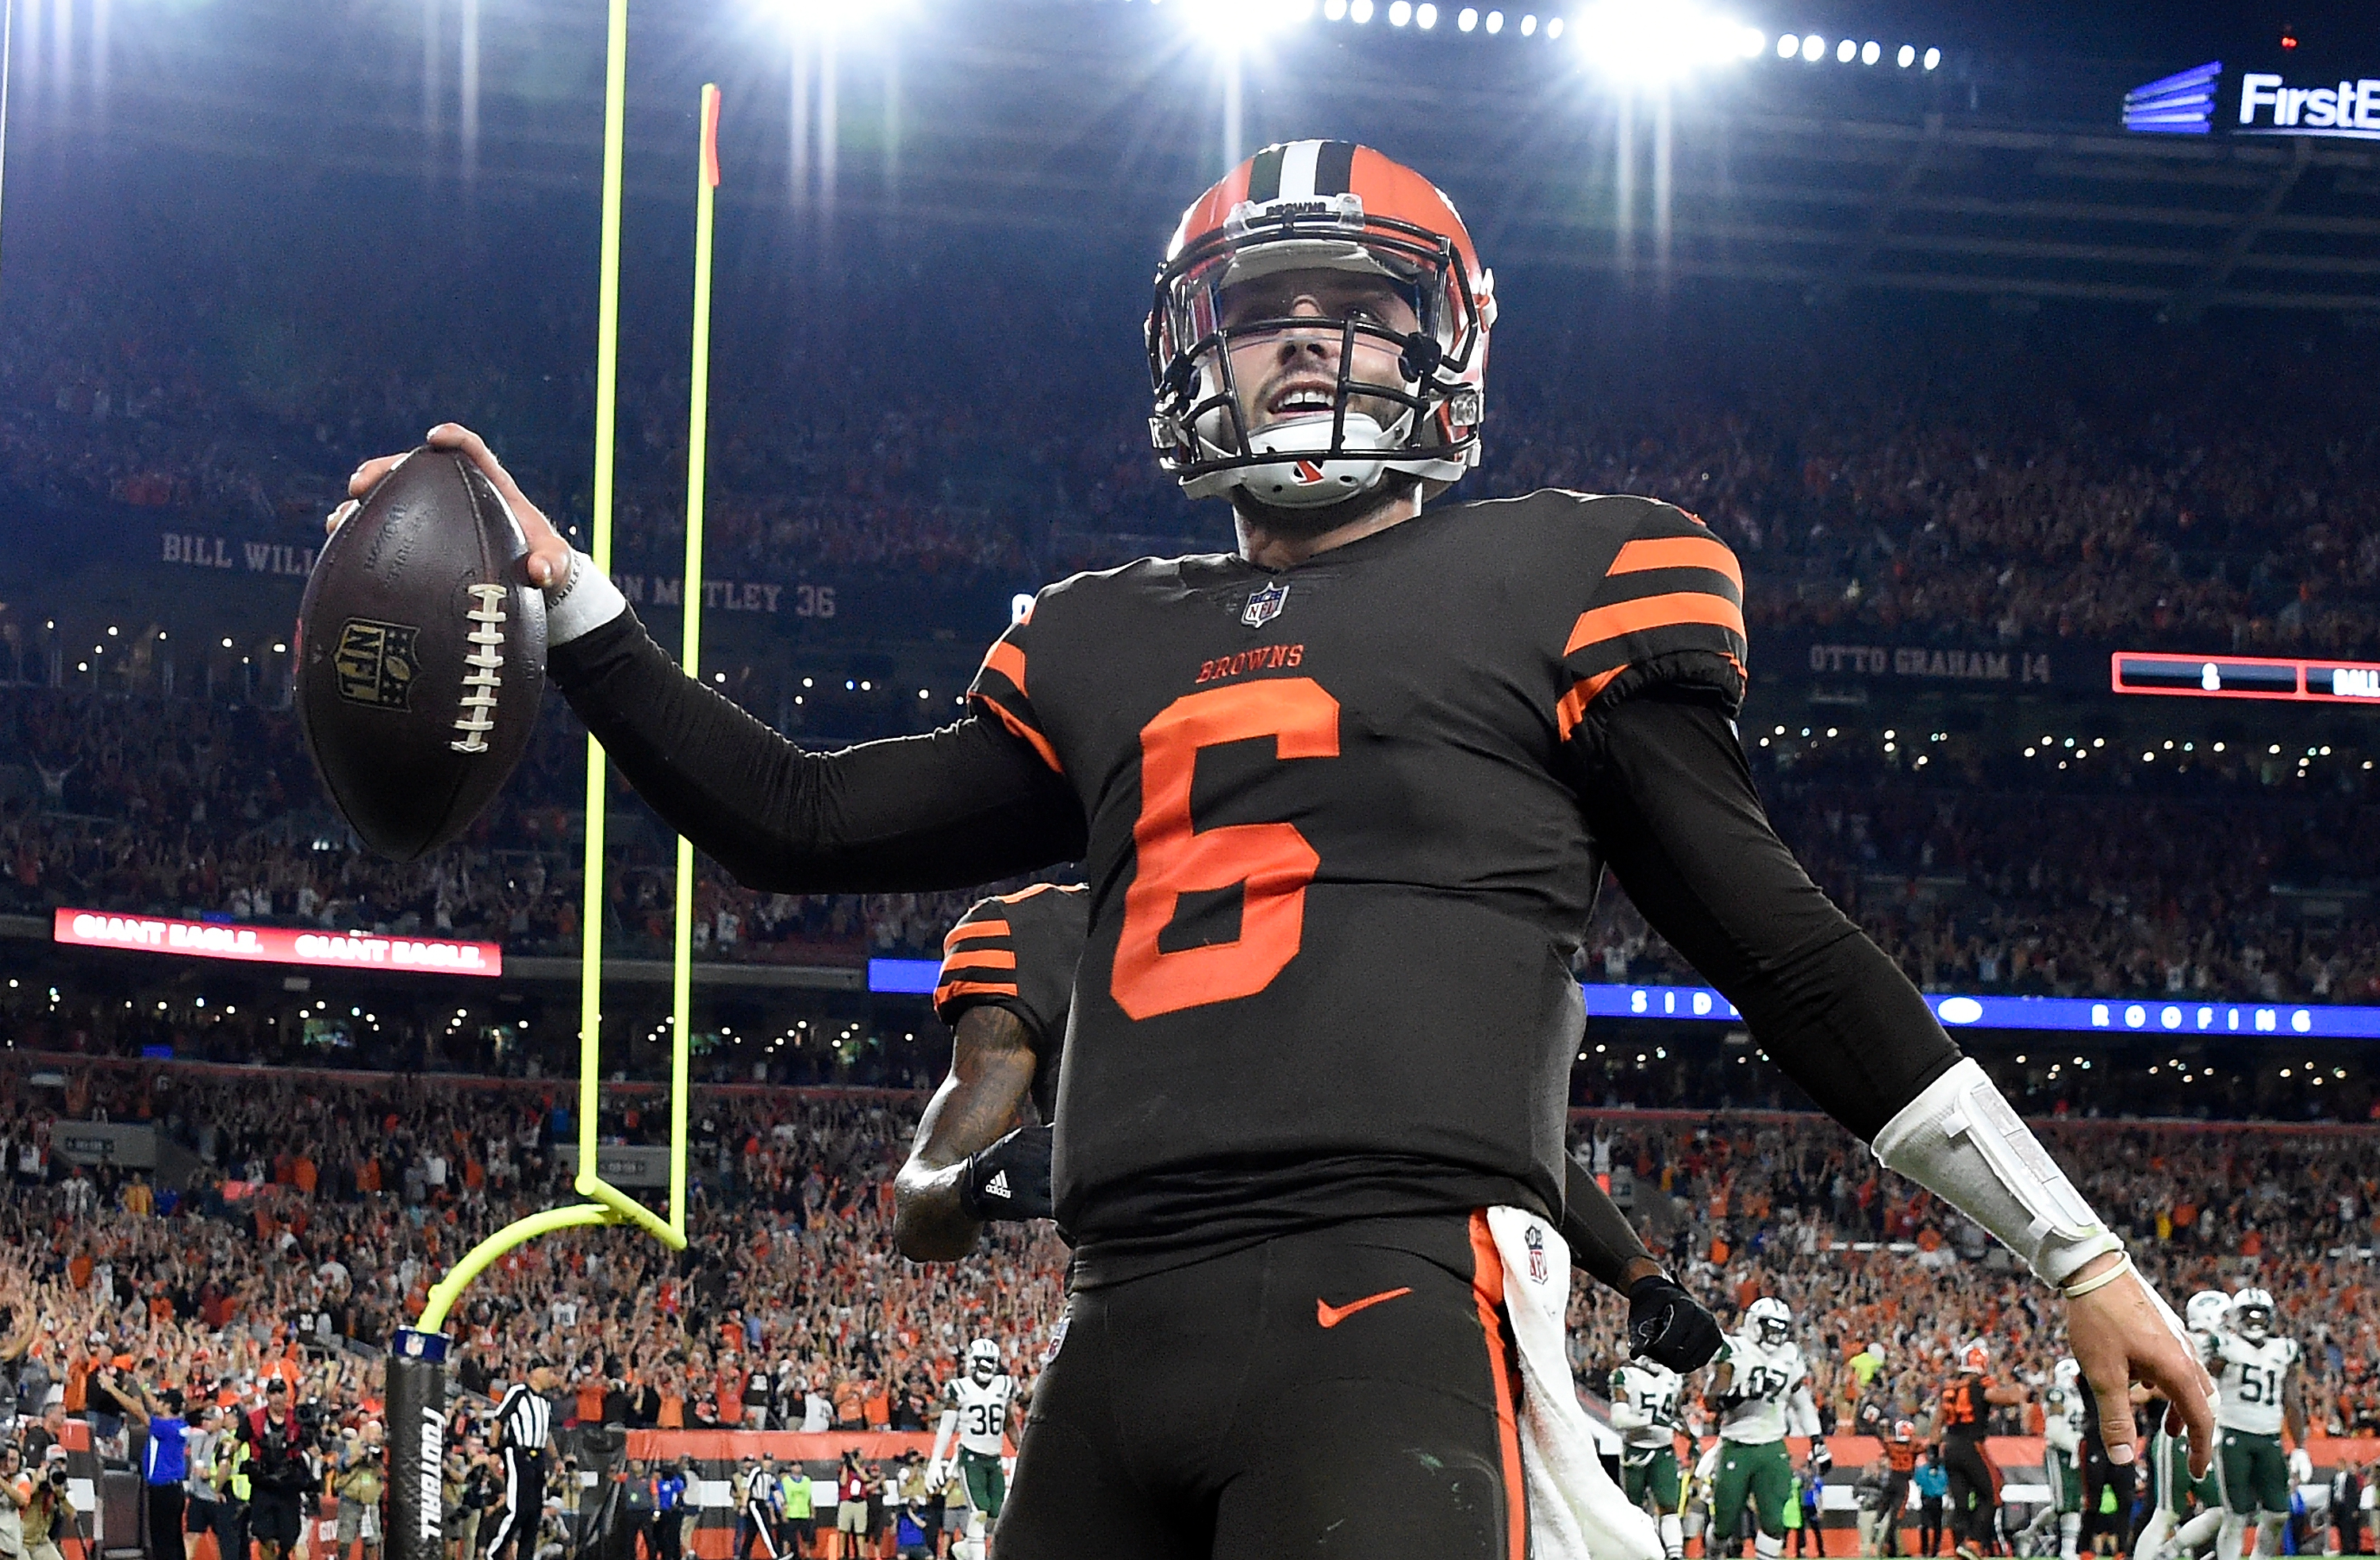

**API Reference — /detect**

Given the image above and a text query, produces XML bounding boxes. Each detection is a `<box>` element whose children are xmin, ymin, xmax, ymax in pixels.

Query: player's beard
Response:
<box><xmin>1232</xmin><ymin>471</ymin><xmax>1423</xmax><ymax>543</ymax></box>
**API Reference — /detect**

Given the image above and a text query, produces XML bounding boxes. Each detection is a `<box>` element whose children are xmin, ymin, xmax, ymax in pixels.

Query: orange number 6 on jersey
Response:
<box><xmin>1111</xmin><ymin>678</ymin><xmax>1340</xmax><ymax>1020</ymax></box>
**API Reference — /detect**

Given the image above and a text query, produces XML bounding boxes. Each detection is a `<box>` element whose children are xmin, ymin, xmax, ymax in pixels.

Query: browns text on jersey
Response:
<box><xmin>965</xmin><ymin>489</ymin><xmax>1745</xmax><ymax>1283</ymax></box>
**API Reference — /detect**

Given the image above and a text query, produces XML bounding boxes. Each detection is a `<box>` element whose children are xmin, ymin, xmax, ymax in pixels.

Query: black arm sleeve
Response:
<box><xmin>1562</xmin><ymin>1155</ymin><xmax>1652</xmax><ymax>1294</ymax></box>
<box><xmin>1576</xmin><ymin>689</ymin><xmax>1961</xmax><ymax>1141</ymax></box>
<box><xmin>547</xmin><ymin>608</ymin><xmax>1087</xmax><ymax>893</ymax></box>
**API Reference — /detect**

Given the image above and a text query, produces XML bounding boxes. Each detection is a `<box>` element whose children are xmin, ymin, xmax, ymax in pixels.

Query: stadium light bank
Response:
<box><xmin>1142</xmin><ymin>0</ymin><xmax>1946</xmax><ymax>80</ymax></box>
<box><xmin>755</xmin><ymin>0</ymin><xmax>913</xmax><ymax>34</ymax></box>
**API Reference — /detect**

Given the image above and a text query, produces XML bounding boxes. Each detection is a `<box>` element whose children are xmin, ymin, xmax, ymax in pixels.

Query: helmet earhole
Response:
<box><xmin>1398</xmin><ymin>332</ymin><xmax>1443</xmax><ymax>384</ymax></box>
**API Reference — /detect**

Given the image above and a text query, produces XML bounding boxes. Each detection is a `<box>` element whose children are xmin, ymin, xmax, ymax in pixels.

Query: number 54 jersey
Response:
<box><xmin>972</xmin><ymin>490</ymin><xmax>1748</xmax><ymax>1286</ymax></box>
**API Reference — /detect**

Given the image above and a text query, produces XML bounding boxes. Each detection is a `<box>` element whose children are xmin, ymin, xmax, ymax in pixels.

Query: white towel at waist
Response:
<box><xmin>1487</xmin><ymin>1204</ymin><xmax>1665</xmax><ymax>1560</ymax></box>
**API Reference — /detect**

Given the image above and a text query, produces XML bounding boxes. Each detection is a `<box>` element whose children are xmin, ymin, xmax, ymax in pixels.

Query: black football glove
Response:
<box><xmin>1628</xmin><ymin>1272</ymin><xmax>1724</xmax><ymax>1373</ymax></box>
<box><xmin>956</xmin><ymin>1124</ymin><xmax>1054</xmax><ymax>1222</ymax></box>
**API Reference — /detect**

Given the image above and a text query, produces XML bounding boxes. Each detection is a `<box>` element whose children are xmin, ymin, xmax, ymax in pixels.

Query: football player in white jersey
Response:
<box><xmin>2140</xmin><ymin>1292</ymin><xmax>2234</xmax><ymax>1560</ymax></box>
<box><xmin>1610</xmin><ymin>1356</ymin><xmax>1690</xmax><ymax>1560</ymax></box>
<box><xmin>1683</xmin><ymin>1441</ymin><xmax>1723</xmax><ymax>1557</ymax></box>
<box><xmin>1706</xmin><ymin>1298</ymin><xmax>1825</xmax><ymax>1560</ymax></box>
<box><xmin>2207</xmin><ymin>1289</ymin><xmax>2309</xmax><ymax>1560</ymax></box>
<box><xmin>930</xmin><ymin>1339</ymin><xmax>1027</xmax><ymax>1560</ymax></box>
<box><xmin>2027</xmin><ymin>1359</ymin><xmax>2087</xmax><ymax>1560</ymax></box>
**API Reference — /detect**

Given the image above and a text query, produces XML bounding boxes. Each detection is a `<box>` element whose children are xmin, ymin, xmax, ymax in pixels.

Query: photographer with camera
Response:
<box><xmin>2</xmin><ymin>1441</ymin><xmax>32</xmax><ymax>1560</ymax></box>
<box><xmin>332</xmin><ymin>1422</ymin><xmax>386</xmax><ymax>1560</ymax></box>
<box><xmin>241</xmin><ymin>1377</ymin><xmax>313</xmax><ymax>1560</ymax></box>
<box><xmin>18</xmin><ymin>1447</ymin><xmax>79</xmax><ymax>1560</ymax></box>
<box><xmin>183</xmin><ymin>1404</ymin><xmax>228</xmax><ymax>1560</ymax></box>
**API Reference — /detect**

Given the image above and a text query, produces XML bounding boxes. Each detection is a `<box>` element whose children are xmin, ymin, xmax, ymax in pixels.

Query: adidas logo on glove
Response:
<box><xmin>983</xmin><ymin>1170</ymin><xmax>1011</xmax><ymax>1201</ymax></box>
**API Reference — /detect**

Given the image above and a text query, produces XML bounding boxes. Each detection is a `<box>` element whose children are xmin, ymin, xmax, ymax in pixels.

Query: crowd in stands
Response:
<box><xmin>10</xmin><ymin>1055</ymin><xmax>2380</xmax><ymax>1483</ymax></box>
<box><xmin>0</xmin><ymin>687</ymin><xmax>1014</xmax><ymax>964</ymax></box>
<box><xmin>1586</xmin><ymin>732</ymin><xmax>2380</xmax><ymax>1010</ymax></box>
<box><xmin>7</xmin><ymin>227</ymin><xmax>2380</xmax><ymax>659</ymax></box>
<box><xmin>1567</xmin><ymin>1112</ymin><xmax>2380</xmax><ymax>1446</ymax></box>
<box><xmin>8</xmin><ymin>676</ymin><xmax>2376</xmax><ymax>1015</ymax></box>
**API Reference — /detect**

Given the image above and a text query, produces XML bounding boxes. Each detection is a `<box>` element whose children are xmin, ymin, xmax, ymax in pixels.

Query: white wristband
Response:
<box><xmin>543</xmin><ymin>549</ymin><xmax>628</xmax><ymax>646</ymax></box>
<box><xmin>1871</xmin><ymin>1057</ymin><xmax>2125</xmax><ymax>1287</ymax></box>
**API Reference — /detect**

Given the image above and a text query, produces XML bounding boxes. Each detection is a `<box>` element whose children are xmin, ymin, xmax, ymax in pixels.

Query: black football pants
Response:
<box><xmin>999</xmin><ymin>1211</ymin><xmax>1528</xmax><ymax>1559</ymax></box>
<box><xmin>1943</xmin><ymin>1436</ymin><xmax>2001</xmax><ymax>1551</ymax></box>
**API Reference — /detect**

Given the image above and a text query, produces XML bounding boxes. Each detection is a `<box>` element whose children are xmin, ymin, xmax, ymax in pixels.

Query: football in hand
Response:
<box><xmin>295</xmin><ymin>447</ymin><xmax>547</xmax><ymax>862</ymax></box>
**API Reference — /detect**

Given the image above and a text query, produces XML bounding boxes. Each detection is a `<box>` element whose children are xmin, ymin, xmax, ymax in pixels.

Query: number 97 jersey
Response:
<box><xmin>969</xmin><ymin>491</ymin><xmax>1748</xmax><ymax>1285</ymax></box>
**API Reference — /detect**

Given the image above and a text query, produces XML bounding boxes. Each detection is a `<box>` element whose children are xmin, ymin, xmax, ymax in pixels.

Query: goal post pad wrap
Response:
<box><xmin>388</xmin><ymin>1328</ymin><xmax>451</xmax><ymax>1560</ymax></box>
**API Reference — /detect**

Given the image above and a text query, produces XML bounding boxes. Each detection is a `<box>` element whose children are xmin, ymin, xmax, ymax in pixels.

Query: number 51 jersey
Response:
<box><xmin>972</xmin><ymin>490</ymin><xmax>1747</xmax><ymax>1286</ymax></box>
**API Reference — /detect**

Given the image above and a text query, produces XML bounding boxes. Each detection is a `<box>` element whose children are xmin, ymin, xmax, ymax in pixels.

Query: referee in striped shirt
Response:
<box><xmin>486</xmin><ymin>1361</ymin><xmax>559</xmax><ymax>1560</ymax></box>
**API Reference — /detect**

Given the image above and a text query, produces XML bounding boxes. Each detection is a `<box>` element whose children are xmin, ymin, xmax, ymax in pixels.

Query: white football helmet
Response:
<box><xmin>1747</xmin><ymin>1297</ymin><xmax>1792</xmax><ymax>1348</ymax></box>
<box><xmin>2184</xmin><ymin>1290</ymin><xmax>2232</xmax><ymax>1335</ymax></box>
<box><xmin>966</xmin><ymin>1338</ymin><xmax>1000</xmax><ymax>1381</ymax></box>
<box><xmin>2230</xmin><ymin>1289</ymin><xmax>2274</xmax><ymax>1343</ymax></box>
<box><xmin>2053</xmin><ymin>1358</ymin><xmax>2082</xmax><ymax>1390</ymax></box>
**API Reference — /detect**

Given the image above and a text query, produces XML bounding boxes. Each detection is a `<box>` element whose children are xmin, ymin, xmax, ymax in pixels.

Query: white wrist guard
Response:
<box><xmin>543</xmin><ymin>548</ymin><xmax>627</xmax><ymax>646</ymax></box>
<box><xmin>1871</xmin><ymin>1058</ymin><xmax>2124</xmax><ymax>1287</ymax></box>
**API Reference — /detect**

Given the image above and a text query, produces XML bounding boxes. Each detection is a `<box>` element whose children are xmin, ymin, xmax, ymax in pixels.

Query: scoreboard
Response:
<box><xmin>2111</xmin><ymin>651</ymin><xmax>2380</xmax><ymax>704</ymax></box>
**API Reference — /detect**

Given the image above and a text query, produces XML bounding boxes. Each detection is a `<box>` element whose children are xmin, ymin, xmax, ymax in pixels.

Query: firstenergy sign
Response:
<box><xmin>2124</xmin><ymin>60</ymin><xmax>2380</xmax><ymax>139</ymax></box>
<box><xmin>2239</xmin><ymin>73</ymin><xmax>2380</xmax><ymax>137</ymax></box>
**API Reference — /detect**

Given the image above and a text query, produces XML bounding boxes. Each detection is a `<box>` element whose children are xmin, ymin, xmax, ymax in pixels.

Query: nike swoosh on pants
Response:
<box><xmin>1315</xmin><ymin>1286</ymin><xmax>1415</xmax><ymax>1328</ymax></box>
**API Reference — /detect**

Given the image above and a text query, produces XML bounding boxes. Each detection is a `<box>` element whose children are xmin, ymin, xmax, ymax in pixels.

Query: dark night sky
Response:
<box><xmin>1792</xmin><ymin>0</ymin><xmax>2359</xmax><ymax>70</ymax></box>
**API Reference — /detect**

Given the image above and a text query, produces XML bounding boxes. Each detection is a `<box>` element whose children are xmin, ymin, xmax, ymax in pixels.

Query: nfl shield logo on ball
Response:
<box><xmin>1526</xmin><ymin>1224</ymin><xmax>1547</xmax><ymax>1283</ymax></box>
<box><xmin>332</xmin><ymin>619</ymin><xmax>419</xmax><ymax>710</ymax></box>
<box><xmin>1242</xmin><ymin>580</ymin><xmax>1290</xmax><ymax>628</ymax></box>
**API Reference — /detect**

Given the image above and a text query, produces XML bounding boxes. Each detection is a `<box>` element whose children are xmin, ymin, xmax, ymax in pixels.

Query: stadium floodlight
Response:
<box><xmin>1352</xmin><ymin>0</ymin><xmax>1373</xmax><ymax>20</ymax></box>
<box><xmin>757</xmin><ymin>0</ymin><xmax>910</xmax><ymax>33</ymax></box>
<box><xmin>1798</xmin><ymin>32</ymin><xmax>1821</xmax><ymax>60</ymax></box>
<box><xmin>1833</xmin><ymin>37</ymin><xmax>1852</xmax><ymax>60</ymax></box>
<box><xmin>1417</xmin><ymin>2</ymin><xmax>1436</xmax><ymax>26</ymax></box>
<box><xmin>1897</xmin><ymin>43</ymin><xmax>1914</xmax><ymax>66</ymax></box>
<box><xmin>1458</xmin><ymin>6</ymin><xmax>1476</xmax><ymax>27</ymax></box>
<box><xmin>1179</xmin><ymin>0</ymin><xmax>1316</xmax><ymax>41</ymax></box>
<box><xmin>1484</xmin><ymin>8</ymin><xmax>1503</xmax><ymax>28</ymax></box>
<box><xmin>1326</xmin><ymin>0</ymin><xmax>1347</xmax><ymax>16</ymax></box>
<box><xmin>1860</xmin><ymin>39</ymin><xmax>1878</xmax><ymax>63</ymax></box>
<box><xmin>1520</xmin><ymin>13</ymin><xmax>1537</xmax><ymax>33</ymax></box>
<box><xmin>1388</xmin><ymin>0</ymin><xmax>1409</xmax><ymax>22</ymax></box>
<box><xmin>1775</xmin><ymin>32</ymin><xmax>1794</xmax><ymax>56</ymax></box>
<box><xmin>1569</xmin><ymin>0</ymin><xmax>1763</xmax><ymax>82</ymax></box>
<box><xmin>1923</xmin><ymin>44</ymin><xmax>1939</xmax><ymax>68</ymax></box>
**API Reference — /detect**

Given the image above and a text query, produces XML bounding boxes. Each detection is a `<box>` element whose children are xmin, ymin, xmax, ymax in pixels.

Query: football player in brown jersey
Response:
<box><xmin>343</xmin><ymin>140</ymin><xmax>2211</xmax><ymax>1560</ymax></box>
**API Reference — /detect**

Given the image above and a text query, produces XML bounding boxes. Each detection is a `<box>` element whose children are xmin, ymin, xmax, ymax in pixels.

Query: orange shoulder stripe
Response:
<box><xmin>933</xmin><ymin>979</ymin><xmax>1021</xmax><ymax>1007</ymax></box>
<box><xmin>981</xmin><ymin>640</ymin><xmax>1028</xmax><ymax>697</ymax></box>
<box><xmin>1565</xmin><ymin>591</ymin><xmax>1747</xmax><ymax>657</ymax></box>
<box><xmin>1554</xmin><ymin>668</ymin><xmax>1627</xmax><ymax>742</ymax></box>
<box><xmin>972</xmin><ymin>693</ymin><xmax>1063</xmax><ymax>774</ymax></box>
<box><xmin>1609</xmin><ymin>535</ymin><xmax>1742</xmax><ymax>594</ymax></box>
<box><xmin>940</xmin><ymin>948</ymin><xmax>1019</xmax><ymax>972</ymax></box>
<box><xmin>942</xmin><ymin>920</ymin><xmax>1011</xmax><ymax>951</ymax></box>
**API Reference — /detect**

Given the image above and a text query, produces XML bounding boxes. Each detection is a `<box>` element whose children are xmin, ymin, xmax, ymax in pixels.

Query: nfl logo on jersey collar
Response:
<box><xmin>1242</xmin><ymin>579</ymin><xmax>1290</xmax><ymax>628</ymax></box>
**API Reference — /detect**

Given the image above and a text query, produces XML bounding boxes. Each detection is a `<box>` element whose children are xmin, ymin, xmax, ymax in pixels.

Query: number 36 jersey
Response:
<box><xmin>969</xmin><ymin>490</ymin><xmax>1748</xmax><ymax>1285</ymax></box>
